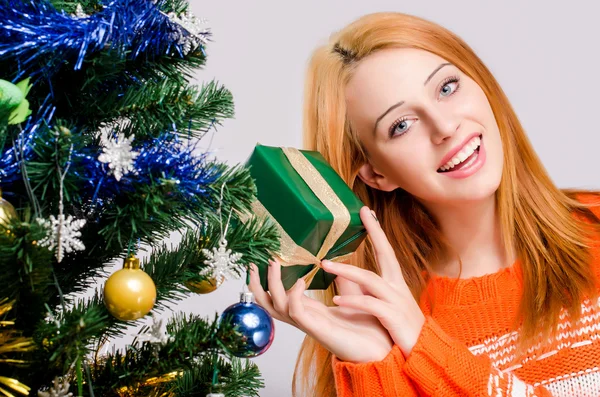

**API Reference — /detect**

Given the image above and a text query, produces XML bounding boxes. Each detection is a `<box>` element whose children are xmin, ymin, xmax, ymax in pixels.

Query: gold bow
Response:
<box><xmin>247</xmin><ymin>147</ymin><xmax>355</xmax><ymax>288</ymax></box>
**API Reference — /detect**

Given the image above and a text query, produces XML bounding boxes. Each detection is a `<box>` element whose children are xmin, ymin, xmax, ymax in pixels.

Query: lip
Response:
<box><xmin>437</xmin><ymin>132</ymin><xmax>482</xmax><ymax>170</ymax></box>
<box><xmin>440</xmin><ymin>136</ymin><xmax>486</xmax><ymax>179</ymax></box>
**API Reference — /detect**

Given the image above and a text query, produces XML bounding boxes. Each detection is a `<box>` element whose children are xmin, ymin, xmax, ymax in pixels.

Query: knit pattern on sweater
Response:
<box><xmin>332</xmin><ymin>194</ymin><xmax>600</xmax><ymax>396</ymax></box>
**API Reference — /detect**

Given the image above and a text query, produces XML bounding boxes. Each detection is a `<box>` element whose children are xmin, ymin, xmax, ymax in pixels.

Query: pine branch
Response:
<box><xmin>39</xmin><ymin>215</ymin><xmax>278</xmax><ymax>367</ymax></box>
<box><xmin>92</xmin><ymin>79</ymin><xmax>233</xmax><ymax>141</ymax></box>
<box><xmin>0</xmin><ymin>298</ymin><xmax>34</xmax><ymax>397</ymax></box>
<box><xmin>81</xmin><ymin>48</ymin><xmax>208</xmax><ymax>97</ymax></box>
<box><xmin>35</xmin><ymin>294</ymin><xmax>118</xmax><ymax>370</ymax></box>
<box><xmin>0</xmin><ymin>0</ymin><xmax>210</xmax><ymax>82</ymax></box>
<box><xmin>1</xmin><ymin>0</ymin><xmax>279</xmax><ymax>394</ymax></box>
<box><xmin>89</xmin><ymin>312</ymin><xmax>262</xmax><ymax>396</ymax></box>
<box><xmin>0</xmin><ymin>214</ymin><xmax>54</xmax><ymax>334</ymax></box>
<box><xmin>4</xmin><ymin>134</ymin><xmax>267</xmax><ymax>308</ymax></box>
<box><xmin>48</xmin><ymin>0</ymin><xmax>104</xmax><ymax>15</ymax></box>
<box><xmin>50</xmin><ymin>0</ymin><xmax>189</xmax><ymax>18</ymax></box>
<box><xmin>94</xmin><ymin>160</ymin><xmax>259</xmax><ymax>251</ymax></box>
<box><xmin>172</xmin><ymin>356</ymin><xmax>264</xmax><ymax>397</ymax></box>
<box><xmin>44</xmin><ymin>49</ymin><xmax>214</xmax><ymax>140</ymax></box>
<box><xmin>25</xmin><ymin>122</ymin><xmax>93</xmax><ymax>207</ymax></box>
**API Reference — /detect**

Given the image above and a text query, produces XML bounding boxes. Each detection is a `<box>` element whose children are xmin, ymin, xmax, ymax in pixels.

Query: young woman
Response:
<box><xmin>247</xmin><ymin>12</ymin><xmax>600</xmax><ymax>396</ymax></box>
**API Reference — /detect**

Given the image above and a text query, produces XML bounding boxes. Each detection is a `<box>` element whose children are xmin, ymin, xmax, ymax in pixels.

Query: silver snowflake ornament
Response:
<box><xmin>38</xmin><ymin>376</ymin><xmax>73</xmax><ymax>397</ymax></box>
<box><xmin>200</xmin><ymin>237</ymin><xmax>244</xmax><ymax>285</ymax></box>
<box><xmin>73</xmin><ymin>4</ymin><xmax>89</xmax><ymax>18</ymax></box>
<box><xmin>37</xmin><ymin>214</ymin><xmax>86</xmax><ymax>263</ymax></box>
<box><xmin>163</xmin><ymin>9</ymin><xmax>210</xmax><ymax>55</ymax></box>
<box><xmin>98</xmin><ymin>133</ymin><xmax>138</xmax><ymax>181</ymax></box>
<box><xmin>136</xmin><ymin>316</ymin><xmax>171</xmax><ymax>346</ymax></box>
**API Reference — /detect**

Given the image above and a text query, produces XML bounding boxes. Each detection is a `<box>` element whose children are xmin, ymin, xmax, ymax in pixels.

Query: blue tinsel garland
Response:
<box><xmin>0</xmin><ymin>0</ymin><xmax>221</xmax><ymax>211</ymax></box>
<box><xmin>0</xmin><ymin>0</ymin><xmax>210</xmax><ymax>80</ymax></box>
<box><xmin>0</xmin><ymin>103</ymin><xmax>221</xmax><ymax>209</ymax></box>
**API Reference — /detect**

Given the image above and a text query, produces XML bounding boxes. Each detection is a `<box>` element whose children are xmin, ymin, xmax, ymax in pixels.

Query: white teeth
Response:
<box><xmin>439</xmin><ymin>136</ymin><xmax>481</xmax><ymax>171</ymax></box>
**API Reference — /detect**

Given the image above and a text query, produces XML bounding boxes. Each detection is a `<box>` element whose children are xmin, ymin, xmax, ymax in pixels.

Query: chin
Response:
<box><xmin>455</xmin><ymin>189</ymin><xmax>497</xmax><ymax>203</ymax></box>
<box><xmin>427</xmin><ymin>176</ymin><xmax>501</xmax><ymax>205</ymax></box>
<box><xmin>451</xmin><ymin>177</ymin><xmax>500</xmax><ymax>203</ymax></box>
<box><xmin>406</xmin><ymin>166</ymin><xmax>502</xmax><ymax>205</ymax></box>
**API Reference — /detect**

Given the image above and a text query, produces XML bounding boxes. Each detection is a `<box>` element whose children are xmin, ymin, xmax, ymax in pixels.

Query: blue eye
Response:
<box><xmin>388</xmin><ymin>117</ymin><xmax>414</xmax><ymax>137</ymax></box>
<box><xmin>440</xmin><ymin>76</ymin><xmax>460</xmax><ymax>97</ymax></box>
<box><xmin>388</xmin><ymin>75</ymin><xmax>461</xmax><ymax>138</ymax></box>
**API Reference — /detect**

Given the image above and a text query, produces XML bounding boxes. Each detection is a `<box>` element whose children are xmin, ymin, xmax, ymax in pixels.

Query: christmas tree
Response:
<box><xmin>0</xmin><ymin>0</ymin><xmax>280</xmax><ymax>395</ymax></box>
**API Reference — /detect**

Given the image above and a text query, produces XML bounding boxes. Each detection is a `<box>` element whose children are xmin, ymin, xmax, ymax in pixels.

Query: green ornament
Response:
<box><xmin>0</xmin><ymin>79</ymin><xmax>23</xmax><ymax>110</ymax></box>
<box><xmin>0</xmin><ymin>77</ymin><xmax>32</xmax><ymax>125</ymax></box>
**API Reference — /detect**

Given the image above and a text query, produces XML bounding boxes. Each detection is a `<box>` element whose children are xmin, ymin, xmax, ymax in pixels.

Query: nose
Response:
<box><xmin>426</xmin><ymin>106</ymin><xmax>460</xmax><ymax>145</ymax></box>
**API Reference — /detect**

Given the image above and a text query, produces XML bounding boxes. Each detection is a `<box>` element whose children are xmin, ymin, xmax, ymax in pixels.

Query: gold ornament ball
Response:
<box><xmin>185</xmin><ymin>277</ymin><xmax>222</xmax><ymax>294</ymax></box>
<box><xmin>0</xmin><ymin>191</ymin><xmax>17</xmax><ymax>227</ymax></box>
<box><xmin>104</xmin><ymin>256</ymin><xmax>156</xmax><ymax>321</ymax></box>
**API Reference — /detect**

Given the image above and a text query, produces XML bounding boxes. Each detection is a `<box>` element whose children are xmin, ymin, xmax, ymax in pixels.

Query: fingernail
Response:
<box><xmin>321</xmin><ymin>259</ymin><xmax>332</xmax><ymax>268</ymax></box>
<box><xmin>333</xmin><ymin>295</ymin><xmax>340</xmax><ymax>302</ymax></box>
<box><xmin>370</xmin><ymin>209</ymin><xmax>379</xmax><ymax>222</ymax></box>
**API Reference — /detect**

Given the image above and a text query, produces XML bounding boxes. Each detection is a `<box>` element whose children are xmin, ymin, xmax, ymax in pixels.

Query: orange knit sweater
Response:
<box><xmin>332</xmin><ymin>195</ymin><xmax>600</xmax><ymax>396</ymax></box>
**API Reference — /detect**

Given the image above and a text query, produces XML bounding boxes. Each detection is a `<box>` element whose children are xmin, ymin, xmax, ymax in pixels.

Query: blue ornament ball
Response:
<box><xmin>219</xmin><ymin>292</ymin><xmax>275</xmax><ymax>358</ymax></box>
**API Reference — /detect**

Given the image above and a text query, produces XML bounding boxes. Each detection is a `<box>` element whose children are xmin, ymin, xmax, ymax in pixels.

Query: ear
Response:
<box><xmin>357</xmin><ymin>162</ymin><xmax>398</xmax><ymax>192</ymax></box>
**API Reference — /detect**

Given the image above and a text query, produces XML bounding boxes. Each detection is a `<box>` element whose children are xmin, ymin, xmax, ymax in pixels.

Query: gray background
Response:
<box><xmin>104</xmin><ymin>2</ymin><xmax>600</xmax><ymax>396</ymax></box>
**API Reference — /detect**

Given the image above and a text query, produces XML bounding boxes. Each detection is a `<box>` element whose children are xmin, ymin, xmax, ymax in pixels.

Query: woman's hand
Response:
<box><xmin>248</xmin><ymin>208</ymin><xmax>400</xmax><ymax>364</ymax></box>
<box><xmin>323</xmin><ymin>206</ymin><xmax>426</xmax><ymax>357</ymax></box>
<box><xmin>247</xmin><ymin>206</ymin><xmax>424</xmax><ymax>363</ymax></box>
<box><xmin>248</xmin><ymin>257</ymin><xmax>394</xmax><ymax>363</ymax></box>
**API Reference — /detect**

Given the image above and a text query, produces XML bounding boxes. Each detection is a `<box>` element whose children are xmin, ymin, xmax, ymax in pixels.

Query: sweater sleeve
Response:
<box><xmin>332</xmin><ymin>344</ymin><xmax>420</xmax><ymax>396</ymax></box>
<box><xmin>331</xmin><ymin>316</ymin><xmax>556</xmax><ymax>396</ymax></box>
<box><xmin>404</xmin><ymin>316</ymin><xmax>554</xmax><ymax>396</ymax></box>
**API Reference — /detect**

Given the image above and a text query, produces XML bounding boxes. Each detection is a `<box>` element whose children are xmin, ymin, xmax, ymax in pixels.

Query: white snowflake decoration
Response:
<box><xmin>163</xmin><ymin>9</ymin><xmax>210</xmax><ymax>55</ymax></box>
<box><xmin>73</xmin><ymin>4</ymin><xmax>88</xmax><ymax>18</ymax></box>
<box><xmin>136</xmin><ymin>316</ymin><xmax>171</xmax><ymax>346</ymax></box>
<box><xmin>200</xmin><ymin>237</ymin><xmax>244</xmax><ymax>285</ymax></box>
<box><xmin>38</xmin><ymin>376</ymin><xmax>73</xmax><ymax>397</ymax></box>
<box><xmin>98</xmin><ymin>133</ymin><xmax>138</xmax><ymax>181</ymax></box>
<box><xmin>37</xmin><ymin>214</ymin><xmax>86</xmax><ymax>263</ymax></box>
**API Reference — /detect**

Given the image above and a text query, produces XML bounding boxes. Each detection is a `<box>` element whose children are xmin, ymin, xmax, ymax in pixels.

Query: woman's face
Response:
<box><xmin>346</xmin><ymin>48</ymin><xmax>503</xmax><ymax>206</ymax></box>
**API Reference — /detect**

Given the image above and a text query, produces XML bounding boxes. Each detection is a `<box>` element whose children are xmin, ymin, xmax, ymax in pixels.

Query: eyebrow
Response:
<box><xmin>372</xmin><ymin>62</ymin><xmax>452</xmax><ymax>136</ymax></box>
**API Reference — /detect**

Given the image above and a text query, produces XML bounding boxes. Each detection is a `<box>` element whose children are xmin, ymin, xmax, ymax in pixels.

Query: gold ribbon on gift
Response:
<box><xmin>246</xmin><ymin>147</ymin><xmax>356</xmax><ymax>288</ymax></box>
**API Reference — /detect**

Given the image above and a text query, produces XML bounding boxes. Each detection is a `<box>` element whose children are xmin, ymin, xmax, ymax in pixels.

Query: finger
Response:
<box><xmin>360</xmin><ymin>206</ymin><xmax>404</xmax><ymax>284</ymax></box>
<box><xmin>322</xmin><ymin>259</ymin><xmax>397</xmax><ymax>303</ymax></box>
<box><xmin>266</xmin><ymin>258</ymin><xmax>289</xmax><ymax>315</ymax></box>
<box><xmin>300</xmin><ymin>294</ymin><xmax>330</xmax><ymax>311</ymax></box>
<box><xmin>248</xmin><ymin>263</ymin><xmax>288</xmax><ymax>324</ymax></box>
<box><xmin>332</xmin><ymin>294</ymin><xmax>392</xmax><ymax>319</ymax></box>
<box><xmin>251</xmin><ymin>264</ymin><xmax>322</xmax><ymax>326</ymax></box>
<box><xmin>288</xmin><ymin>278</ymin><xmax>320</xmax><ymax>335</ymax></box>
<box><xmin>360</xmin><ymin>206</ymin><xmax>396</xmax><ymax>266</ymax></box>
<box><xmin>334</xmin><ymin>274</ymin><xmax>364</xmax><ymax>296</ymax></box>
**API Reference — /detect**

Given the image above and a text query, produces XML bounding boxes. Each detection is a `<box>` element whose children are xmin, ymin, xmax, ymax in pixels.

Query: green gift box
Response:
<box><xmin>244</xmin><ymin>144</ymin><xmax>367</xmax><ymax>291</ymax></box>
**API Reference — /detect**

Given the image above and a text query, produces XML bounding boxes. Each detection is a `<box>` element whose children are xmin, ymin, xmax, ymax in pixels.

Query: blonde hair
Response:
<box><xmin>291</xmin><ymin>12</ymin><xmax>600</xmax><ymax>397</ymax></box>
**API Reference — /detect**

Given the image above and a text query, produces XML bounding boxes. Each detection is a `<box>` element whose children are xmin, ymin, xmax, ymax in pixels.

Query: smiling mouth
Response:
<box><xmin>437</xmin><ymin>134</ymin><xmax>482</xmax><ymax>173</ymax></box>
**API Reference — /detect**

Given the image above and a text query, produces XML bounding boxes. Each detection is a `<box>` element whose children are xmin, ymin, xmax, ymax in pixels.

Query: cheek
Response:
<box><xmin>462</xmin><ymin>89</ymin><xmax>503</xmax><ymax>160</ymax></box>
<box><xmin>378</xmin><ymin>144</ymin><xmax>434</xmax><ymax>189</ymax></box>
<box><xmin>478</xmin><ymin>101</ymin><xmax>504</xmax><ymax>162</ymax></box>
<box><xmin>487</xmin><ymin>125</ymin><xmax>505</xmax><ymax>178</ymax></box>
<box><xmin>459</xmin><ymin>89</ymin><xmax>489</xmax><ymax>119</ymax></box>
